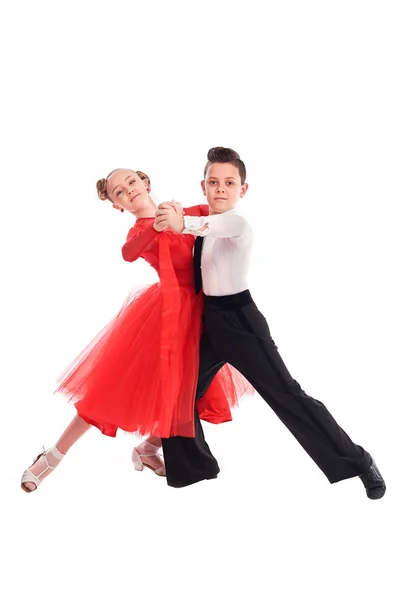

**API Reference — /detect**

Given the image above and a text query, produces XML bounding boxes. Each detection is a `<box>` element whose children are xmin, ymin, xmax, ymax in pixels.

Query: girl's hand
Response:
<box><xmin>155</xmin><ymin>207</ymin><xmax>185</xmax><ymax>234</ymax></box>
<box><xmin>153</xmin><ymin>219</ymin><xmax>168</xmax><ymax>232</ymax></box>
<box><xmin>158</xmin><ymin>200</ymin><xmax>185</xmax><ymax>216</ymax></box>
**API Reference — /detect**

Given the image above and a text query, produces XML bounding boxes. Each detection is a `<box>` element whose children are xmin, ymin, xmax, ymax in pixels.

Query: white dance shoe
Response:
<box><xmin>132</xmin><ymin>442</ymin><xmax>166</xmax><ymax>477</ymax></box>
<box><xmin>21</xmin><ymin>446</ymin><xmax>65</xmax><ymax>493</ymax></box>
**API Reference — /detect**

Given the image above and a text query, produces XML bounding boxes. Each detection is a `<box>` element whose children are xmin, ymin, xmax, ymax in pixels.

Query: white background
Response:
<box><xmin>1</xmin><ymin>1</ymin><xmax>399</xmax><ymax>599</ymax></box>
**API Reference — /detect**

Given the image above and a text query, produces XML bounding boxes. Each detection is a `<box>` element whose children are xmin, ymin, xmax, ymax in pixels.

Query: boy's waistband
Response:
<box><xmin>204</xmin><ymin>290</ymin><xmax>252</xmax><ymax>309</ymax></box>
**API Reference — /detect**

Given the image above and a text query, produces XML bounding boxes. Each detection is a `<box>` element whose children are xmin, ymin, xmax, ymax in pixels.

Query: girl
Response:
<box><xmin>21</xmin><ymin>169</ymin><xmax>251</xmax><ymax>492</ymax></box>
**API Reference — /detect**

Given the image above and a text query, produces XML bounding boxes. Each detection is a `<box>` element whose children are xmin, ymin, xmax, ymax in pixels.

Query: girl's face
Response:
<box><xmin>107</xmin><ymin>170</ymin><xmax>151</xmax><ymax>213</ymax></box>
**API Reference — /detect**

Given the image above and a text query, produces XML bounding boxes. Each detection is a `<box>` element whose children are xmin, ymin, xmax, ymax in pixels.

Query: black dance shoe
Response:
<box><xmin>359</xmin><ymin>457</ymin><xmax>386</xmax><ymax>499</ymax></box>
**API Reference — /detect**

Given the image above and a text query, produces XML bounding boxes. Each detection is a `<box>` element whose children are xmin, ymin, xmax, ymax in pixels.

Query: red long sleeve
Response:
<box><xmin>184</xmin><ymin>204</ymin><xmax>209</xmax><ymax>217</ymax></box>
<box><xmin>121</xmin><ymin>223</ymin><xmax>158</xmax><ymax>262</ymax></box>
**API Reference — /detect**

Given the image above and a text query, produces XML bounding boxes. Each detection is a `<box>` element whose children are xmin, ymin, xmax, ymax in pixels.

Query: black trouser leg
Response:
<box><xmin>204</xmin><ymin>295</ymin><xmax>371</xmax><ymax>483</ymax></box>
<box><xmin>161</xmin><ymin>330</ymin><xmax>226</xmax><ymax>488</ymax></box>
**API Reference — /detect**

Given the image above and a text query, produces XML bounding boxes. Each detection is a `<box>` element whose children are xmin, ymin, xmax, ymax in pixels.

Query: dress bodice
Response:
<box><xmin>141</xmin><ymin>223</ymin><xmax>196</xmax><ymax>287</ymax></box>
<box><xmin>121</xmin><ymin>205</ymin><xmax>209</xmax><ymax>289</ymax></box>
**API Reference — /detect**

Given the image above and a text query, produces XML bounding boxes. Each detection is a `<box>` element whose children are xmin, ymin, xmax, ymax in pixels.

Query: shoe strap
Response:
<box><xmin>34</xmin><ymin>446</ymin><xmax>65</xmax><ymax>477</ymax></box>
<box><xmin>138</xmin><ymin>452</ymin><xmax>164</xmax><ymax>457</ymax></box>
<box><xmin>49</xmin><ymin>445</ymin><xmax>65</xmax><ymax>461</ymax></box>
<box><xmin>26</xmin><ymin>448</ymin><xmax>53</xmax><ymax>482</ymax></box>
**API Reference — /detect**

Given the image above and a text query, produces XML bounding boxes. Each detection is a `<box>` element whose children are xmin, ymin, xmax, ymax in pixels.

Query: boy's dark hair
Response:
<box><xmin>204</xmin><ymin>147</ymin><xmax>246</xmax><ymax>184</ymax></box>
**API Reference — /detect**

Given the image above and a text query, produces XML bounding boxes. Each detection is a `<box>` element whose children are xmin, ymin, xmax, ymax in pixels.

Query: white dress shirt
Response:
<box><xmin>183</xmin><ymin>208</ymin><xmax>252</xmax><ymax>296</ymax></box>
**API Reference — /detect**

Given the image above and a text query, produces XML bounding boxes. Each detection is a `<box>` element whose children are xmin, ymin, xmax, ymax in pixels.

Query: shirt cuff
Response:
<box><xmin>182</xmin><ymin>216</ymin><xmax>209</xmax><ymax>236</ymax></box>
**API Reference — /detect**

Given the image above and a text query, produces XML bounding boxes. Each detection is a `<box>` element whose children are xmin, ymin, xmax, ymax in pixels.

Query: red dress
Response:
<box><xmin>56</xmin><ymin>204</ymin><xmax>252</xmax><ymax>438</ymax></box>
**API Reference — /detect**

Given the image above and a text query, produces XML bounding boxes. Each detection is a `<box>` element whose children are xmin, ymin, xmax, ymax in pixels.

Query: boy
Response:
<box><xmin>155</xmin><ymin>147</ymin><xmax>385</xmax><ymax>499</ymax></box>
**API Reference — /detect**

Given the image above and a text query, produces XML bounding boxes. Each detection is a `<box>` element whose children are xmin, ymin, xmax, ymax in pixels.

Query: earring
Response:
<box><xmin>120</xmin><ymin>208</ymin><xmax>124</xmax><ymax>213</ymax></box>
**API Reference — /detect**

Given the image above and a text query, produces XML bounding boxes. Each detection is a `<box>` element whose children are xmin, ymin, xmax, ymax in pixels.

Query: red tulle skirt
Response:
<box><xmin>55</xmin><ymin>283</ymin><xmax>252</xmax><ymax>439</ymax></box>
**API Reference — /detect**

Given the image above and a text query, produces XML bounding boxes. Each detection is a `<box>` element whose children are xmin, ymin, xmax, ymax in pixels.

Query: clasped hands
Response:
<box><xmin>154</xmin><ymin>200</ymin><xmax>185</xmax><ymax>233</ymax></box>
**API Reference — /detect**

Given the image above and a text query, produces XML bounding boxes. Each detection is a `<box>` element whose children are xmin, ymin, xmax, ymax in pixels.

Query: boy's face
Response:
<box><xmin>201</xmin><ymin>163</ymin><xmax>248</xmax><ymax>214</ymax></box>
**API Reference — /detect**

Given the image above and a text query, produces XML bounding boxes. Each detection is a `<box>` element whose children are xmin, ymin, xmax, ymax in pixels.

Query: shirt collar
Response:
<box><xmin>211</xmin><ymin>207</ymin><xmax>238</xmax><ymax>216</ymax></box>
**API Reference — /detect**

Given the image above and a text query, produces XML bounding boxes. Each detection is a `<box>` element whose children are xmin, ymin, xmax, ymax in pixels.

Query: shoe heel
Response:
<box><xmin>132</xmin><ymin>449</ymin><xmax>144</xmax><ymax>472</ymax></box>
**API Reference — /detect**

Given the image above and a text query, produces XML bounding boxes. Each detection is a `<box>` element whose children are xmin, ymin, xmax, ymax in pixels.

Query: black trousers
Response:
<box><xmin>162</xmin><ymin>290</ymin><xmax>371</xmax><ymax>488</ymax></box>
